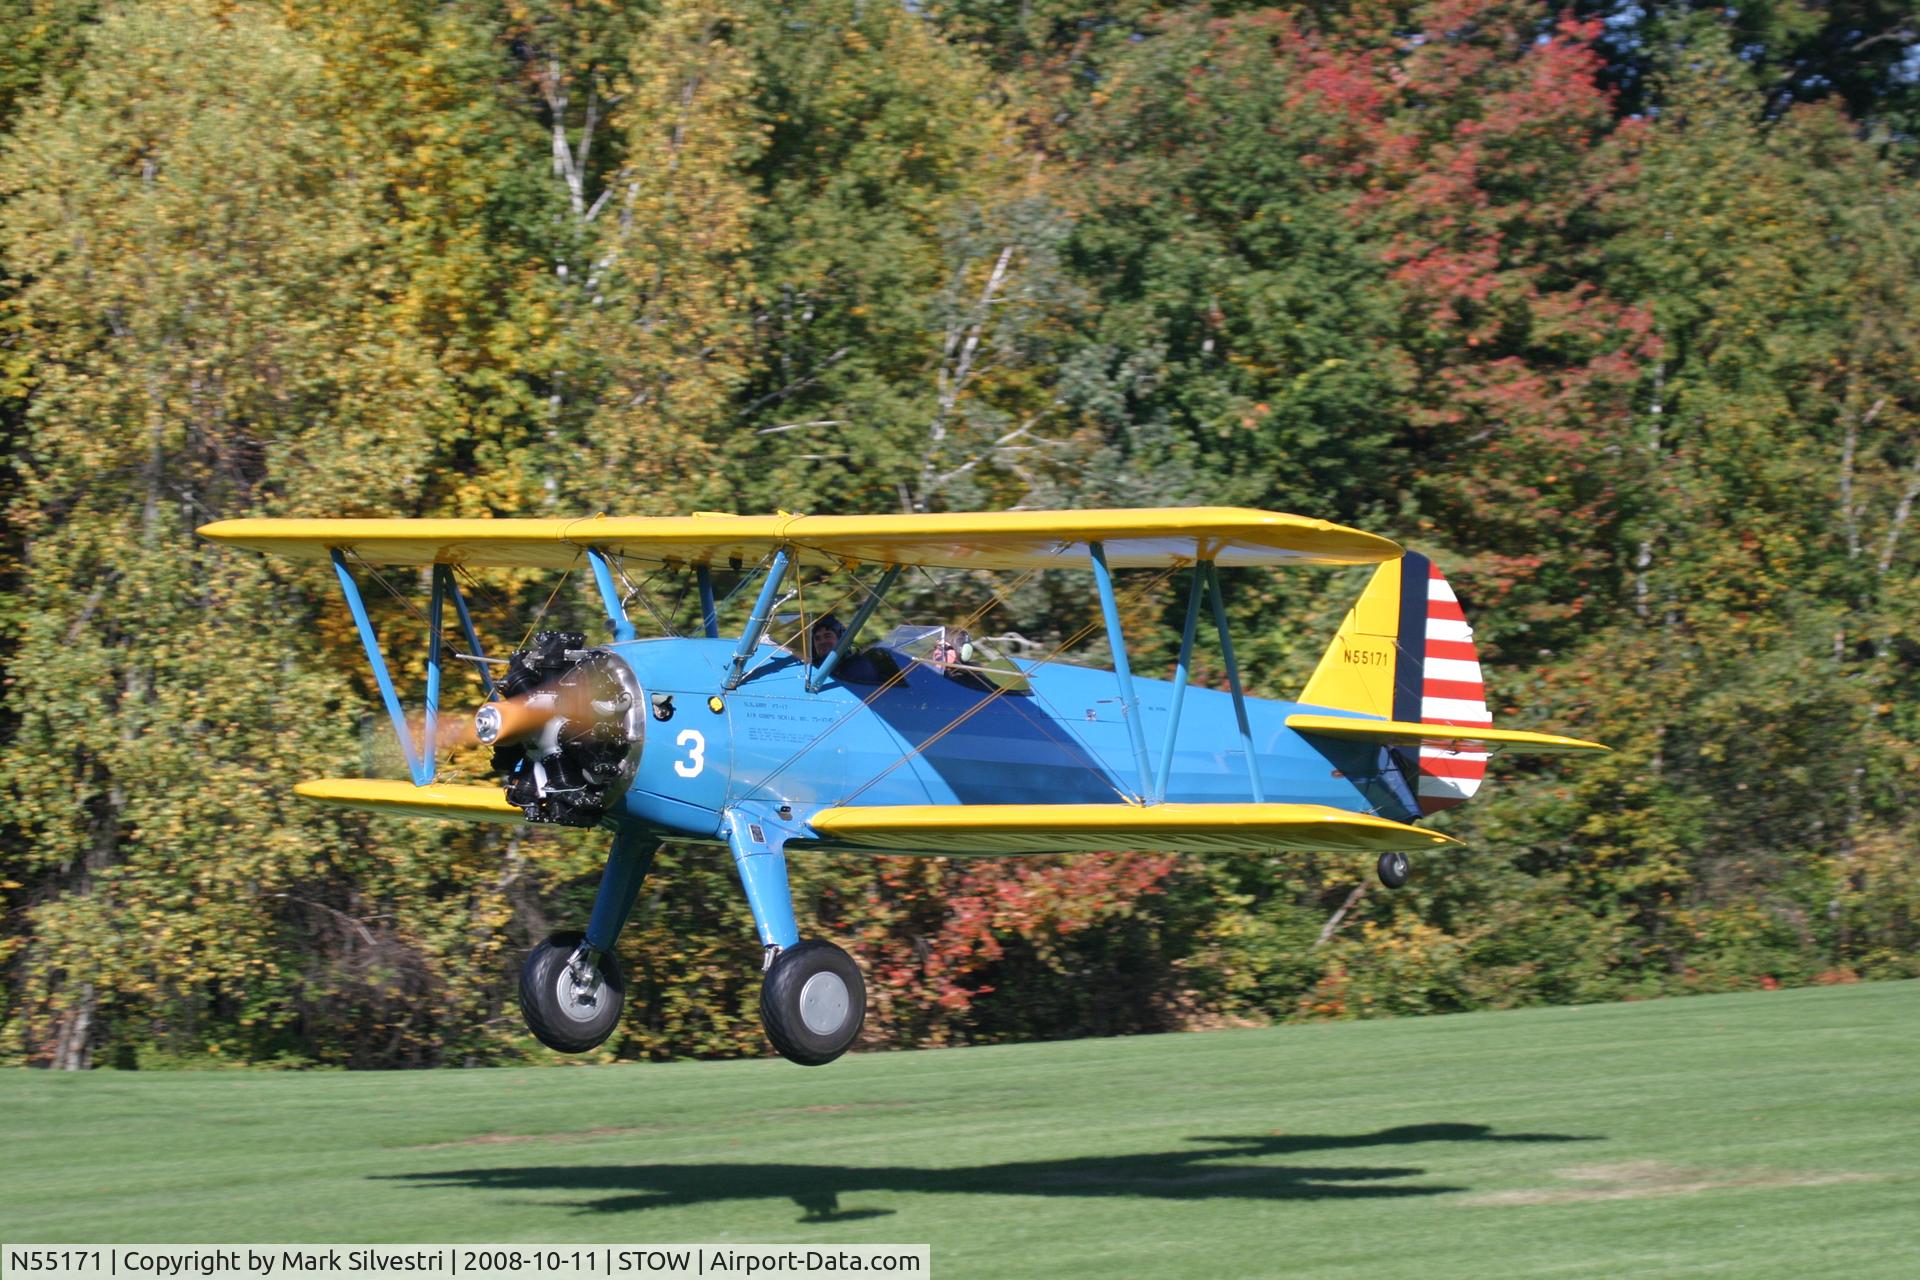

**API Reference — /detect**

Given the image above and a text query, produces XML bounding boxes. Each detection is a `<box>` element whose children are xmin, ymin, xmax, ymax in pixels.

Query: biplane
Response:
<box><xmin>198</xmin><ymin>508</ymin><xmax>1606</xmax><ymax>1065</ymax></box>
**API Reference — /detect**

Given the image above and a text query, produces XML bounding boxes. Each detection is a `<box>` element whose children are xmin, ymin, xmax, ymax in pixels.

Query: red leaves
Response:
<box><xmin>832</xmin><ymin>851</ymin><xmax>1178</xmax><ymax>1040</ymax></box>
<box><xmin>1259</xmin><ymin>2</ymin><xmax>1649</xmax><ymax>574</ymax></box>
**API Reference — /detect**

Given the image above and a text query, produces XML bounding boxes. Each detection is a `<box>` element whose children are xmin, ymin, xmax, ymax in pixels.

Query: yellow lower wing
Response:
<box><xmin>294</xmin><ymin>783</ymin><xmax>1463</xmax><ymax>853</ymax></box>
<box><xmin>1287</xmin><ymin>715</ymin><xmax>1608</xmax><ymax>754</ymax></box>
<box><xmin>295</xmin><ymin>778</ymin><xmax>525</xmax><ymax>824</ymax></box>
<box><xmin>806</xmin><ymin>803</ymin><xmax>1458</xmax><ymax>855</ymax></box>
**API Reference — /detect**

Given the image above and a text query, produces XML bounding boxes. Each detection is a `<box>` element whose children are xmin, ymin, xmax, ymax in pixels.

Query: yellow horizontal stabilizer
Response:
<box><xmin>295</xmin><ymin>778</ymin><xmax>525</xmax><ymax>824</ymax></box>
<box><xmin>1287</xmin><ymin>714</ymin><xmax>1609</xmax><ymax>755</ymax></box>
<box><xmin>197</xmin><ymin>508</ymin><xmax>1398</xmax><ymax>572</ymax></box>
<box><xmin>806</xmin><ymin>802</ymin><xmax>1458</xmax><ymax>855</ymax></box>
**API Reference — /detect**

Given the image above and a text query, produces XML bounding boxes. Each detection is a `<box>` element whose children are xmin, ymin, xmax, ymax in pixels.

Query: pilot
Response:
<box><xmin>808</xmin><ymin>614</ymin><xmax>897</xmax><ymax>684</ymax></box>
<box><xmin>808</xmin><ymin>614</ymin><xmax>846</xmax><ymax>666</ymax></box>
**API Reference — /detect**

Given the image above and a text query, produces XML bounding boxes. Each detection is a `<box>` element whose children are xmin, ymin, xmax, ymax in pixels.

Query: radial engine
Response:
<box><xmin>474</xmin><ymin>630</ymin><xmax>645</xmax><ymax>827</ymax></box>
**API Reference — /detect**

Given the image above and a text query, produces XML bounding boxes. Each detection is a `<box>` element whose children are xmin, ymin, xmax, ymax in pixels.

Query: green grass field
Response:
<box><xmin>4</xmin><ymin>981</ymin><xmax>1918</xmax><ymax>1278</ymax></box>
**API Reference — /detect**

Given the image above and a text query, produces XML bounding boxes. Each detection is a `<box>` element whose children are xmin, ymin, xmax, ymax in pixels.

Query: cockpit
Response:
<box><xmin>878</xmin><ymin>625</ymin><xmax>1032</xmax><ymax>694</ymax></box>
<box><xmin>772</xmin><ymin>616</ymin><xmax>1034</xmax><ymax>693</ymax></box>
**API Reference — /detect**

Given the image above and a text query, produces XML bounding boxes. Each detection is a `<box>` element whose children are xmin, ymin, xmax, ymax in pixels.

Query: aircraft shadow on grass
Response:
<box><xmin>383</xmin><ymin>1123</ymin><xmax>1599</xmax><ymax>1222</ymax></box>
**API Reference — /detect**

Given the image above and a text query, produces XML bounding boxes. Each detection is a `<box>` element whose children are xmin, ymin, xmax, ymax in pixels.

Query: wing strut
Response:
<box><xmin>1152</xmin><ymin>566</ymin><xmax>1208</xmax><ymax>802</ymax></box>
<box><xmin>1129</xmin><ymin>561</ymin><xmax>1265</xmax><ymax>805</ymax></box>
<box><xmin>1203</xmin><ymin>561</ymin><xmax>1266</xmax><ymax>802</ymax></box>
<box><xmin>1090</xmin><ymin>542</ymin><xmax>1155</xmax><ymax>802</ymax></box>
<box><xmin>328</xmin><ymin>553</ymin><xmax>492</xmax><ymax>786</ymax></box>
<box><xmin>808</xmin><ymin>564</ymin><xmax>902</xmax><ymax>692</ymax></box>
<box><xmin>726</xmin><ymin>547</ymin><xmax>792</xmax><ymax>689</ymax></box>
<box><xmin>586</xmin><ymin>547</ymin><xmax>638</xmax><ymax>642</ymax></box>
<box><xmin>696</xmin><ymin>564</ymin><xmax>720</xmax><ymax>638</ymax></box>
<box><xmin>445</xmin><ymin>567</ymin><xmax>497</xmax><ymax>701</ymax></box>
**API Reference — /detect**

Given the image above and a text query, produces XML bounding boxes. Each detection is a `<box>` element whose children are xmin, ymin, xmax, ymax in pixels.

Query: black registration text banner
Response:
<box><xmin>5</xmin><ymin>1247</ymin><xmax>929</xmax><ymax>1280</ymax></box>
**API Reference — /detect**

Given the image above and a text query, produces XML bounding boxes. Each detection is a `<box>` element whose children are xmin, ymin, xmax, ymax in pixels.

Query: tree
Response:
<box><xmin>1548</xmin><ymin>20</ymin><xmax>1920</xmax><ymax>983</ymax></box>
<box><xmin>284</xmin><ymin>0</ymin><xmax>555</xmax><ymax>516</ymax></box>
<box><xmin>1576</xmin><ymin>0</ymin><xmax>1920</xmax><ymax>132</ymax></box>
<box><xmin>0</xmin><ymin>0</ymin><xmax>458</xmax><ymax>1066</ymax></box>
<box><xmin>729</xmin><ymin>0</ymin><xmax>1073</xmax><ymax>516</ymax></box>
<box><xmin>558</xmin><ymin>0</ymin><xmax>762</xmax><ymax>513</ymax></box>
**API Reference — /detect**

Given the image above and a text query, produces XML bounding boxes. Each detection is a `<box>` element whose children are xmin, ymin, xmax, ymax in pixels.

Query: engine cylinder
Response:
<box><xmin>481</xmin><ymin>631</ymin><xmax>645</xmax><ymax>827</ymax></box>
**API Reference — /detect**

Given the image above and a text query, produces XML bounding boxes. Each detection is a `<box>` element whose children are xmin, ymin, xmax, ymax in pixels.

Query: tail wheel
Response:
<box><xmin>760</xmin><ymin>940</ymin><xmax>866</xmax><ymax>1066</ymax></box>
<box><xmin>519</xmin><ymin>930</ymin><xmax>626</xmax><ymax>1053</ymax></box>
<box><xmin>1377</xmin><ymin>851</ymin><xmax>1411</xmax><ymax>890</ymax></box>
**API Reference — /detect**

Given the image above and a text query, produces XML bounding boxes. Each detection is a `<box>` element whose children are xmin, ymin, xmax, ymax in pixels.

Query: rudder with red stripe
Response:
<box><xmin>1299</xmin><ymin>553</ymin><xmax>1490</xmax><ymax>815</ymax></box>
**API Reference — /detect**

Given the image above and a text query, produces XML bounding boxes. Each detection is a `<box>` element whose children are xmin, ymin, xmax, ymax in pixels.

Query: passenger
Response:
<box><xmin>932</xmin><ymin>628</ymin><xmax>994</xmax><ymax>692</ymax></box>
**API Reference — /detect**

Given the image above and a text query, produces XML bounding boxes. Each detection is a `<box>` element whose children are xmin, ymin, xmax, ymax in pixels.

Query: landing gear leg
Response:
<box><xmin>726</xmin><ymin>808</ymin><xmax>867</xmax><ymax>1066</ymax></box>
<box><xmin>518</xmin><ymin>824</ymin><xmax>655</xmax><ymax>1053</ymax></box>
<box><xmin>1377</xmin><ymin>850</ymin><xmax>1411</xmax><ymax>889</ymax></box>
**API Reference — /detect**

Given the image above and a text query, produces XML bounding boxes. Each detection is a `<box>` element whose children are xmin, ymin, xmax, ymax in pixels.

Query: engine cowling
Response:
<box><xmin>476</xmin><ymin>630</ymin><xmax>644</xmax><ymax>827</ymax></box>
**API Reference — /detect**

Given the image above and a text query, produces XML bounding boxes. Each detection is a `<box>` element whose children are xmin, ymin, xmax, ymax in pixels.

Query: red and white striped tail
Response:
<box><xmin>1410</xmin><ymin>559</ymin><xmax>1489</xmax><ymax>814</ymax></box>
<box><xmin>1299</xmin><ymin>550</ymin><xmax>1496</xmax><ymax>817</ymax></box>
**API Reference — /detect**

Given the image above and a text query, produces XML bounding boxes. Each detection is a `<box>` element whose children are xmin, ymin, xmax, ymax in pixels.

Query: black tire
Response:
<box><xmin>1377</xmin><ymin>850</ymin><xmax>1412</xmax><ymax>890</ymax></box>
<box><xmin>760</xmin><ymin>940</ymin><xmax>866</xmax><ymax>1066</ymax></box>
<box><xmin>518</xmin><ymin>930</ymin><xmax>625</xmax><ymax>1053</ymax></box>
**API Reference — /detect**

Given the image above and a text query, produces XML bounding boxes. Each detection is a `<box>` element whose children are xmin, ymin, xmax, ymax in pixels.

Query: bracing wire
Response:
<box><xmin>732</xmin><ymin>557</ymin><xmax>1052</xmax><ymax>802</ymax></box>
<box><xmin>741</xmin><ymin>550</ymin><xmax>1180</xmax><ymax>806</ymax></box>
<box><xmin>837</xmin><ymin>562</ymin><xmax>1179</xmax><ymax>807</ymax></box>
<box><xmin>608</xmin><ymin>554</ymin><xmax>677</xmax><ymax>638</ymax></box>
<box><xmin>515</xmin><ymin>560</ymin><xmax>578</xmax><ymax>650</ymax></box>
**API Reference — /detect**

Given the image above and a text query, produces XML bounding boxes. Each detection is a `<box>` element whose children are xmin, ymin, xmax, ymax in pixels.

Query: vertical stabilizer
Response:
<box><xmin>1300</xmin><ymin>554</ymin><xmax>1491</xmax><ymax>813</ymax></box>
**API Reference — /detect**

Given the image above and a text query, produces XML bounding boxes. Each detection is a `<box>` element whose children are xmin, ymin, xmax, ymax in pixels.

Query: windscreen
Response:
<box><xmin>880</xmin><ymin>625</ymin><xmax>1032</xmax><ymax>694</ymax></box>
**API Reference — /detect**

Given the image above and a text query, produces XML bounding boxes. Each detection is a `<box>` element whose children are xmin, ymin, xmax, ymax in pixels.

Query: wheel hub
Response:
<box><xmin>555</xmin><ymin>964</ymin><xmax>603</xmax><ymax>1022</ymax></box>
<box><xmin>797</xmin><ymin>971</ymin><xmax>850</xmax><ymax>1036</ymax></box>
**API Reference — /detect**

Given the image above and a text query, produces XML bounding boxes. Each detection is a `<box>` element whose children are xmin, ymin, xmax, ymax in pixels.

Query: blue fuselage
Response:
<box><xmin>602</xmin><ymin>638</ymin><xmax>1414</xmax><ymax>850</ymax></box>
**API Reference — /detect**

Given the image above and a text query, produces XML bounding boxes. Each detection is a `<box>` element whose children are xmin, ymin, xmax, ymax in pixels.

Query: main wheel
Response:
<box><xmin>518</xmin><ymin>930</ymin><xmax>626</xmax><ymax>1053</ymax></box>
<box><xmin>760</xmin><ymin>940</ymin><xmax>866</xmax><ymax>1066</ymax></box>
<box><xmin>1377</xmin><ymin>851</ymin><xmax>1412</xmax><ymax>890</ymax></box>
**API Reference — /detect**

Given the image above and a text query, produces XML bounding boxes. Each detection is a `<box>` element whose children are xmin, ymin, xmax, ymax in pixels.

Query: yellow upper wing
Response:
<box><xmin>197</xmin><ymin>508</ymin><xmax>1398</xmax><ymax>572</ymax></box>
<box><xmin>806</xmin><ymin>802</ymin><xmax>1458</xmax><ymax>855</ymax></box>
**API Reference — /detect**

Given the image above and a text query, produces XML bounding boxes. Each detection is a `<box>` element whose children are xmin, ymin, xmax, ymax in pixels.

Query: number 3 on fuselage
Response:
<box><xmin>673</xmin><ymin>729</ymin><xmax>705</xmax><ymax>778</ymax></box>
